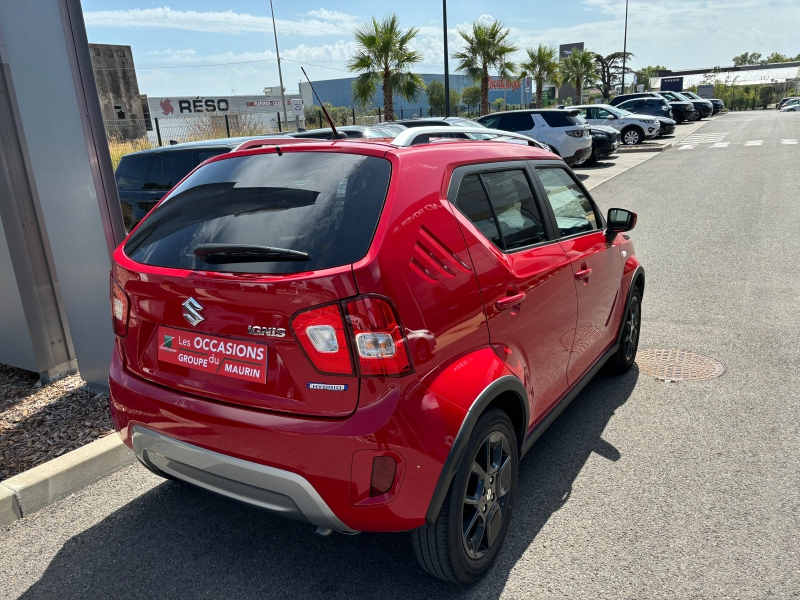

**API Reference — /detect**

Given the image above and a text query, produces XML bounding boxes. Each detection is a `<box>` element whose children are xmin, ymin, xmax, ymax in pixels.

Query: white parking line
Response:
<box><xmin>678</xmin><ymin>144</ymin><xmax>696</xmax><ymax>150</ymax></box>
<box><xmin>680</xmin><ymin>132</ymin><xmax>729</xmax><ymax>145</ymax></box>
<box><xmin>780</xmin><ymin>139</ymin><xmax>798</xmax><ymax>144</ymax></box>
<box><xmin>744</xmin><ymin>140</ymin><xmax>763</xmax><ymax>146</ymax></box>
<box><xmin>710</xmin><ymin>142</ymin><xmax>730</xmax><ymax>148</ymax></box>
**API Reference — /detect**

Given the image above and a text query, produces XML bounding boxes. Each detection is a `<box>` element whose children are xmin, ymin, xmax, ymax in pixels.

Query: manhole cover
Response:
<box><xmin>635</xmin><ymin>349</ymin><xmax>725</xmax><ymax>382</ymax></box>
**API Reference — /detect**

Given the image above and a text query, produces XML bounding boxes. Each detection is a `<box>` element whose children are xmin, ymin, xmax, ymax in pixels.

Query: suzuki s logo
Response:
<box><xmin>182</xmin><ymin>297</ymin><xmax>204</xmax><ymax>327</ymax></box>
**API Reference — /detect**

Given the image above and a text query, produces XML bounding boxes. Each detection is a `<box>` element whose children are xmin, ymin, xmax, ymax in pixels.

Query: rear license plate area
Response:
<box><xmin>157</xmin><ymin>326</ymin><xmax>267</xmax><ymax>384</ymax></box>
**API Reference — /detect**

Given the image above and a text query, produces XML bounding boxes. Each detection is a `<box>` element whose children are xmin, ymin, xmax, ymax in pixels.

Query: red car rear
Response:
<box><xmin>109</xmin><ymin>129</ymin><xmax>644</xmax><ymax>583</ymax></box>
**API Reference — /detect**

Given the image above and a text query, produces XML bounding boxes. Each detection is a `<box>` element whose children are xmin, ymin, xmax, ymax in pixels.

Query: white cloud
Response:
<box><xmin>83</xmin><ymin>7</ymin><xmax>359</xmax><ymax>36</ymax></box>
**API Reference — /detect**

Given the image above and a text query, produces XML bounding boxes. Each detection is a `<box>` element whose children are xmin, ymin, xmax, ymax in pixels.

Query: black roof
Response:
<box><xmin>129</xmin><ymin>134</ymin><xmax>289</xmax><ymax>155</ymax></box>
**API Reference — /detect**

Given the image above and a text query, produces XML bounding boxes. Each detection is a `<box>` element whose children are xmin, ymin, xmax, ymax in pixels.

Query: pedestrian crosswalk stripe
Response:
<box><xmin>710</xmin><ymin>142</ymin><xmax>730</xmax><ymax>148</ymax></box>
<box><xmin>780</xmin><ymin>139</ymin><xmax>798</xmax><ymax>144</ymax></box>
<box><xmin>678</xmin><ymin>144</ymin><xmax>695</xmax><ymax>150</ymax></box>
<box><xmin>744</xmin><ymin>140</ymin><xmax>763</xmax><ymax>146</ymax></box>
<box><xmin>680</xmin><ymin>132</ymin><xmax>729</xmax><ymax>144</ymax></box>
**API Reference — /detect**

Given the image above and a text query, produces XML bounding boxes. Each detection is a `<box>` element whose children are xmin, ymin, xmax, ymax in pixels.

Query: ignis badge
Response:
<box><xmin>247</xmin><ymin>325</ymin><xmax>286</xmax><ymax>338</ymax></box>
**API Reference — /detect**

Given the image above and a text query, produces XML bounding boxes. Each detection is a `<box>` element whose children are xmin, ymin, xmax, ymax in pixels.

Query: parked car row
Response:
<box><xmin>109</xmin><ymin>118</ymin><xmax>644</xmax><ymax>585</ymax></box>
<box><xmin>610</xmin><ymin>90</ymin><xmax>722</xmax><ymax>122</ymax></box>
<box><xmin>777</xmin><ymin>97</ymin><xmax>799</xmax><ymax>110</ymax></box>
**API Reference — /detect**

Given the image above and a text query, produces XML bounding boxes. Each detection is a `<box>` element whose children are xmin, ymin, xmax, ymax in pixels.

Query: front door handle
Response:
<box><xmin>496</xmin><ymin>292</ymin><xmax>526</xmax><ymax>311</ymax></box>
<box><xmin>574</xmin><ymin>268</ymin><xmax>592</xmax><ymax>281</ymax></box>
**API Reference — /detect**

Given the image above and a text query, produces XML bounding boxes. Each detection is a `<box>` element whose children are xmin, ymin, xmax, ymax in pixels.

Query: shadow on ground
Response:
<box><xmin>19</xmin><ymin>370</ymin><xmax>638</xmax><ymax>599</ymax></box>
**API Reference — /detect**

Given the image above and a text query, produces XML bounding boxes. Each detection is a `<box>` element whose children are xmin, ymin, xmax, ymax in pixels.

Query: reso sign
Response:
<box><xmin>177</xmin><ymin>98</ymin><xmax>229</xmax><ymax>114</ymax></box>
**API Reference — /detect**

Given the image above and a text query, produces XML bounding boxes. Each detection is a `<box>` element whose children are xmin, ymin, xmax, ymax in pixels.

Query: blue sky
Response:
<box><xmin>82</xmin><ymin>0</ymin><xmax>800</xmax><ymax>96</ymax></box>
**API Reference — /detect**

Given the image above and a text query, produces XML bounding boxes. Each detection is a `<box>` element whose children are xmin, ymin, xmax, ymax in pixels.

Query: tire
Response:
<box><xmin>689</xmin><ymin>110</ymin><xmax>700</xmax><ymax>122</ymax></box>
<box><xmin>411</xmin><ymin>408</ymin><xmax>519</xmax><ymax>584</ymax></box>
<box><xmin>673</xmin><ymin>110</ymin><xmax>685</xmax><ymax>124</ymax></box>
<box><xmin>605</xmin><ymin>286</ymin><xmax>642</xmax><ymax>374</ymax></box>
<box><xmin>621</xmin><ymin>127</ymin><xmax>642</xmax><ymax>145</ymax></box>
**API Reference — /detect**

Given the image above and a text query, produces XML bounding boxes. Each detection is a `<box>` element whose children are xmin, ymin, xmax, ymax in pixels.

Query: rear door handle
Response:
<box><xmin>574</xmin><ymin>268</ymin><xmax>592</xmax><ymax>281</ymax></box>
<box><xmin>496</xmin><ymin>292</ymin><xmax>526</xmax><ymax>311</ymax></box>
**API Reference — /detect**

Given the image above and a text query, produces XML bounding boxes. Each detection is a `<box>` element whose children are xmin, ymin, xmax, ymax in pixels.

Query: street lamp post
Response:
<box><xmin>443</xmin><ymin>0</ymin><xmax>450</xmax><ymax>117</ymax></box>
<box><xmin>269</xmin><ymin>0</ymin><xmax>289</xmax><ymax>129</ymax></box>
<box><xmin>620</xmin><ymin>0</ymin><xmax>629</xmax><ymax>94</ymax></box>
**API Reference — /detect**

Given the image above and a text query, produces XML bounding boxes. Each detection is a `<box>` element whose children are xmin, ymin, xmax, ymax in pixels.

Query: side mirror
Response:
<box><xmin>606</xmin><ymin>208</ymin><xmax>637</xmax><ymax>234</ymax></box>
<box><xmin>606</xmin><ymin>114</ymin><xmax>617</xmax><ymax>120</ymax></box>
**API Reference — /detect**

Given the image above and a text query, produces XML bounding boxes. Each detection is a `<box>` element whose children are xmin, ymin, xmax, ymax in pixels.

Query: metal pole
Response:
<box><xmin>443</xmin><ymin>0</ymin><xmax>450</xmax><ymax>117</ymax></box>
<box><xmin>155</xmin><ymin>117</ymin><xmax>162</xmax><ymax>146</ymax></box>
<box><xmin>269</xmin><ymin>0</ymin><xmax>289</xmax><ymax>128</ymax></box>
<box><xmin>276</xmin><ymin>112</ymin><xmax>282</xmax><ymax>132</ymax></box>
<box><xmin>352</xmin><ymin>107</ymin><xmax>356</xmax><ymax>124</ymax></box>
<box><xmin>224</xmin><ymin>114</ymin><xmax>230</xmax><ymax>137</ymax></box>
<box><xmin>621</xmin><ymin>0</ymin><xmax>629</xmax><ymax>94</ymax></box>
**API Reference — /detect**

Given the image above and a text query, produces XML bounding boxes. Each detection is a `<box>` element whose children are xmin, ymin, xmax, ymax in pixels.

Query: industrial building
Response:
<box><xmin>89</xmin><ymin>43</ymin><xmax>146</xmax><ymax>136</ymax></box>
<box><xmin>652</xmin><ymin>61</ymin><xmax>800</xmax><ymax>89</ymax></box>
<box><xmin>299</xmin><ymin>73</ymin><xmax>535</xmax><ymax>114</ymax></box>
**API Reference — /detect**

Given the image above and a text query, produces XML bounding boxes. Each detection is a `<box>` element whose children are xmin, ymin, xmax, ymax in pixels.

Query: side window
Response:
<box><xmin>454</xmin><ymin>170</ymin><xmax>547</xmax><ymax>251</ymax></box>
<box><xmin>480</xmin><ymin>170</ymin><xmax>546</xmax><ymax>249</ymax></box>
<box><xmin>618</xmin><ymin>101</ymin><xmax>633</xmax><ymax>111</ymax></box>
<box><xmin>536</xmin><ymin>167</ymin><xmax>599</xmax><ymax>237</ymax></box>
<box><xmin>145</xmin><ymin>152</ymin><xmax>194</xmax><ymax>190</ymax></box>
<box><xmin>454</xmin><ymin>175</ymin><xmax>503</xmax><ymax>249</ymax></box>
<box><xmin>498</xmin><ymin>113</ymin><xmax>533</xmax><ymax>132</ymax></box>
<box><xmin>596</xmin><ymin>109</ymin><xmax>610</xmax><ymax>119</ymax></box>
<box><xmin>632</xmin><ymin>100</ymin><xmax>646</xmax><ymax>109</ymax></box>
<box><xmin>115</xmin><ymin>154</ymin><xmax>154</xmax><ymax>191</ymax></box>
<box><xmin>479</xmin><ymin>114</ymin><xmax>501</xmax><ymax>129</ymax></box>
<box><xmin>196</xmin><ymin>149</ymin><xmax>229</xmax><ymax>165</ymax></box>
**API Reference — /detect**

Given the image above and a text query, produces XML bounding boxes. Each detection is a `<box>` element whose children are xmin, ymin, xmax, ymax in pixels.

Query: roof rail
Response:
<box><xmin>390</xmin><ymin>126</ymin><xmax>548</xmax><ymax>149</ymax></box>
<box><xmin>233</xmin><ymin>137</ymin><xmax>314</xmax><ymax>152</ymax></box>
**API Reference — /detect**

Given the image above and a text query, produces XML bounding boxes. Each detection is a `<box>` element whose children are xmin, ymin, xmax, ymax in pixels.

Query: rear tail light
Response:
<box><xmin>291</xmin><ymin>304</ymin><xmax>353</xmax><ymax>375</ymax></box>
<box><xmin>344</xmin><ymin>296</ymin><xmax>412</xmax><ymax>376</ymax></box>
<box><xmin>565</xmin><ymin>130</ymin><xmax>584</xmax><ymax>138</ymax></box>
<box><xmin>111</xmin><ymin>278</ymin><xmax>130</xmax><ymax>337</ymax></box>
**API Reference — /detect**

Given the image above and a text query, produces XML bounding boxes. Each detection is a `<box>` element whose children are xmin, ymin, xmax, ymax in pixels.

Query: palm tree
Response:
<box><xmin>519</xmin><ymin>44</ymin><xmax>560</xmax><ymax>108</ymax></box>
<box><xmin>347</xmin><ymin>14</ymin><xmax>425</xmax><ymax>121</ymax></box>
<box><xmin>452</xmin><ymin>20</ymin><xmax>518</xmax><ymax>115</ymax></box>
<box><xmin>561</xmin><ymin>48</ymin><xmax>598</xmax><ymax>104</ymax></box>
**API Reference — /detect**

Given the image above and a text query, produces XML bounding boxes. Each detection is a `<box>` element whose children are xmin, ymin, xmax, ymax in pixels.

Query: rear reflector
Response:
<box><xmin>111</xmin><ymin>278</ymin><xmax>130</xmax><ymax>338</ymax></box>
<box><xmin>344</xmin><ymin>297</ymin><xmax>412</xmax><ymax>376</ymax></box>
<box><xmin>291</xmin><ymin>304</ymin><xmax>353</xmax><ymax>375</ymax></box>
<box><xmin>370</xmin><ymin>456</ymin><xmax>397</xmax><ymax>497</ymax></box>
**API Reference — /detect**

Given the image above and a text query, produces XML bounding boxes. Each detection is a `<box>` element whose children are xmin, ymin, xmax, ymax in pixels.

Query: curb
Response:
<box><xmin>617</xmin><ymin>141</ymin><xmax>674</xmax><ymax>153</ymax></box>
<box><xmin>0</xmin><ymin>433</ymin><xmax>135</xmax><ymax>526</ymax></box>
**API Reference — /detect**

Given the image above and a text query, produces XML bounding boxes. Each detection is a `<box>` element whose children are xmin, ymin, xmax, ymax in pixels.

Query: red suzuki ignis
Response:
<box><xmin>109</xmin><ymin>128</ymin><xmax>644</xmax><ymax>583</ymax></box>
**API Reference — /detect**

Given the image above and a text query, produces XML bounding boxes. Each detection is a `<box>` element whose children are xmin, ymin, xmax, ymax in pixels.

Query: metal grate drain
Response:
<box><xmin>634</xmin><ymin>349</ymin><xmax>725</xmax><ymax>382</ymax></box>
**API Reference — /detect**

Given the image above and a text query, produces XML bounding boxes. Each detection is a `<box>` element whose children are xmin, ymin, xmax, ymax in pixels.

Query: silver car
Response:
<box><xmin>574</xmin><ymin>104</ymin><xmax>660</xmax><ymax>145</ymax></box>
<box><xmin>475</xmin><ymin>109</ymin><xmax>592</xmax><ymax>165</ymax></box>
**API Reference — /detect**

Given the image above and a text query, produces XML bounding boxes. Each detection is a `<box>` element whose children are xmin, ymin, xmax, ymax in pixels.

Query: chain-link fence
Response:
<box><xmin>105</xmin><ymin>112</ymin><xmax>303</xmax><ymax>168</ymax></box>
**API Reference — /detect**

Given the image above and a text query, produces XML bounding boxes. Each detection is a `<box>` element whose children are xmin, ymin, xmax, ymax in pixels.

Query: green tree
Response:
<box><xmin>764</xmin><ymin>52</ymin><xmax>790</xmax><ymax>64</ymax></box>
<box><xmin>633</xmin><ymin>65</ymin><xmax>668</xmax><ymax>92</ymax></box>
<box><xmin>426</xmin><ymin>80</ymin><xmax>461</xmax><ymax>113</ymax></box>
<box><xmin>732</xmin><ymin>52</ymin><xmax>764</xmax><ymax>66</ymax></box>
<box><xmin>593</xmin><ymin>51</ymin><xmax>634</xmax><ymax>100</ymax></box>
<box><xmin>561</xmin><ymin>48</ymin><xmax>598</xmax><ymax>104</ymax></box>
<box><xmin>347</xmin><ymin>14</ymin><xmax>425</xmax><ymax>121</ymax></box>
<box><xmin>452</xmin><ymin>20</ymin><xmax>518</xmax><ymax>115</ymax></box>
<box><xmin>518</xmin><ymin>44</ymin><xmax>560</xmax><ymax>108</ymax></box>
<box><xmin>492</xmin><ymin>97</ymin><xmax>506</xmax><ymax>112</ymax></box>
<box><xmin>461</xmin><ymin>85</ymin><xmax>481</xmax><ymax>109</ymax></box>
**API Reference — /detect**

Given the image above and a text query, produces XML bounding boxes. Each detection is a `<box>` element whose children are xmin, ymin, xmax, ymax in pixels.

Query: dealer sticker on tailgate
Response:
<box><xmin>157</xmin><ymin>326</ymin><xmax>267</xmax><ymax>384</ymax></box>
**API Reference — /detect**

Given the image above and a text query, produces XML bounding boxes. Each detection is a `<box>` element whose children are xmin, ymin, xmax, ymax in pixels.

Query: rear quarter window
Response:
<box><xmin>115</xmin><ymin>154</ymin><xmax>154</xmax><ymax>191</ymax></box>
<box><xmin>540</xmin><ymin>112</ymin><xmax>584</xmax><ymax>127</ymax></box>
<box><xmin>124</xmin><ymin>151</ymin><xmax>392</xmax><ymax>274</ymax></box>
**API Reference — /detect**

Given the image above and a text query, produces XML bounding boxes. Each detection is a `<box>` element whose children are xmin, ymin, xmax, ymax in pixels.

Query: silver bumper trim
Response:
<box><xmin>131</xmin><ymin>426</ymin><xmax>356</xmax><ymax>533</ymax></box>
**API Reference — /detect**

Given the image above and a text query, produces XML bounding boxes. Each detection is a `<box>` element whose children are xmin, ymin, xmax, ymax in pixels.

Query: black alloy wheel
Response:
<box><xmin>461</xmin><ymin>430</ymin><xmax>514</xmax><ymax>560</ymax></box>
<box><xmin>411</xmin><ymin>409</ymin><xmax>518</xmax><ymax>584</ymax></box>
<box><xmin>605</xmin><ymin>286</ymin><xmax>642</xmax><ymax>374</ymax></box>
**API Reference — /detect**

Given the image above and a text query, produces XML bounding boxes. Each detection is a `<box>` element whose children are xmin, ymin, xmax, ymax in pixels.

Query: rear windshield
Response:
<box><xmin>124</xmin><ymin>151</ymin><xmax>392</xmax><ymax>274</ymax></box>
<box><xmin>540</xmin><ymin>112</ymin><xmax>584</xmax><ymax>128</ymax></box>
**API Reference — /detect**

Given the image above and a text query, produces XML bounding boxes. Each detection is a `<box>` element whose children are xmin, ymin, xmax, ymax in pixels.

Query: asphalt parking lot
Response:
<box><xmin>1</xmin><ymin>110</ymin><xmax>798</xmax><ymax>599</ymax></box>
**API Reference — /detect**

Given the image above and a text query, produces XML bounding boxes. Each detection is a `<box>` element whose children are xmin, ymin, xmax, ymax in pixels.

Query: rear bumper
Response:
<box><xmin>564</xmin><ymin>146</ymin><xmax>593</xmax><ymax>165</ymax></box>
<box><xmin>133</xmin><ymin>425</ymin><xmax>354</xmax><ymax>532</ymax></box>
<box><xmin>109</xmin><ymin>346</ymin><xmax>463</xmax><ymax>533</ymax></box>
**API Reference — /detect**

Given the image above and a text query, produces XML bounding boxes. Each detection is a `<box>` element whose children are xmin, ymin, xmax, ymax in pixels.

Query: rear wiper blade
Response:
<box><xmin>193</xmin><ymin>244</ymin><xmax>310</xmax><ymax>264</ymax></box>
